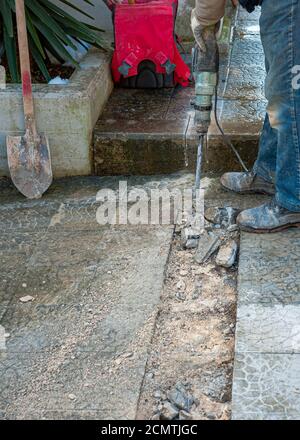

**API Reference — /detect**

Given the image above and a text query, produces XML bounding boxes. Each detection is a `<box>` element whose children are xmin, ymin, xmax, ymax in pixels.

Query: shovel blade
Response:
<box><xmin>7</xmin><ymin>134</ymin><xmax>52</xmax><ymax>199</ymax></box>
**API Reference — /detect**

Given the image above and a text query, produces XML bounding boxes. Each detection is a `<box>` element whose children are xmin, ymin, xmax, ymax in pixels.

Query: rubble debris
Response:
<box><xmin>175</xmin><ymin>292</ymin><xmax>186</xmax><ymax>302</ymax></box>
<box><xmin>179</xmin><ymin>269</ymin><xmax>188</xmax><ymax>277</ymax></box>
<box><xmin>179</xmin><ymin>410</ymin><xmax>194</xmax><ymax>420</ymax></box>
<box><xmin>176</xmin><ymin>279</ymin><xmax>186</xmax><ymax>291</ymax></box>
<box><xmin>115</xmin><ymin>352</ymin><xmax>133</xmax><ymax>365</ymax></box>
<box><xmin>194</xmin><ymin>230</ymin><xmax>221</xmax><ymax>264</ymax></box>
<box><xmin>160</xmin><ymin>401</ymin><xmax>179</xmax><ymax>420</ymax></box>
<box><xmin>151</xmin><ymin>412</ymin><xmax>161</xmax><ymax>420</ymax></box>
<box><xmin>181</xmin><ymin>227</ymin><xmax>201</xmax><ymax>249</ymax></box>
<box><xmin>153</xmin><ymin>390</ymin><xmax>162</xmax><ymax>399</ymax></box>
<box><xmin>220</xmin><ymin>390</ymin><xmax>231</xmax><ymax>403</ymax></box>
<box><xmin>184</xmin><ymin>238</ymin><xmax>199</xmax><ymax>249</ymax></box>
<box><xmin>206</xmin><ymin>413</ymin><xmax>216</xmax><ymax>420</ymax></box>
<box><xmin>68</xmin><ymin>394</ymin><xmax>76</xmax><ymax>401</ymax></box>
<box><xmin>192</xmin><ymin>289</ymin><xmax>201</xmax><ymax>300</ymax></box>
<box><xmin>180</xmin><ymin>213</ymin><xmax>205</xmax><ymax>248</ymax></box>
<box><xmin>227</xmin><ymin>224</ymin><xmax>239</xmax><ymax>233</ymax></box>
<box><xmin>123</xmin><ymin>352</ymin><xmax>134</xmax><ymax>359</ymax></box>
<box><xmin>168</xmin><ymin>384</ymin><xmax>194</xmax><ymax>412</ymax></box>
<box><xmin>19</xmin><ymin>295</ymin><xmax>34</xmax><ymax>303</ymax></box>
<box><xmin>216</xmin><ymin>240</ymin><xmax>238</xmax><ymax>268</ymax></box>
<box><xmin>138</xmin><ymin>195</ymin><xmax>239</xmax><ymax>420</ymax></box>
<box><xmin>205</xmin><ymin>207</ymin><xmax>240</xmax><ymax>228</ymax></box>
<box><xmin>205</xmin><ymin>207</ymin><xmax>221</xmax><ymax>224</ymax></box>
<box><xmin>153</xmin><ymin>383</ymin><xmax>196</xmax><ymax>420</ymax></box>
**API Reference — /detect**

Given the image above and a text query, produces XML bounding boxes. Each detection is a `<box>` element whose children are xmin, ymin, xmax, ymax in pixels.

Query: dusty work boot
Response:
<box><xmin>237</xmin><ymin>199</ymin><xmax>300</xmax><ymax>233</ymax></box>
<box><xmin>220</xmin><ymin>171</ymin><xmax>275</xmax><ymax>195</ymax></box>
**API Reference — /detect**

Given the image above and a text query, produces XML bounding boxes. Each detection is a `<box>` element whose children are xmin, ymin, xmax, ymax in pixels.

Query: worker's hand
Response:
<box><xmin>191</xmin><ymin>11</ymin><xmax>217</xmax><ymax>53</ymax></box>
<box><xmin>231</xmin><ymin>0</ymin><xmax>239</xmax><ymax>6</ymax></box>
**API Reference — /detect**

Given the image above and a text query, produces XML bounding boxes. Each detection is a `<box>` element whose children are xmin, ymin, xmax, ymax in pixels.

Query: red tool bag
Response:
<box><xmin>109</xmin><ymin>0</ymin><xmax>191</xmax><ymax>88</ymax></box>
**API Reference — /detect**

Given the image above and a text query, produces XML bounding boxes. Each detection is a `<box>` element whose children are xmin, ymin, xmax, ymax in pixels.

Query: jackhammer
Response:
<box><xmin>191</xmin><ymin>27</ymin><xmax>248</xmax><ymax>193</ymax></box>
<box><xmin>192</xmin><ymin>27</ymin><xmax>219</xmax><ymax>191</ymax></box>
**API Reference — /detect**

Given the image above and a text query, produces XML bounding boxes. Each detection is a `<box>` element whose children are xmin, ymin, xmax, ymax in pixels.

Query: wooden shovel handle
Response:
<box><xmin>15</xmin><ymin>0</ymin><xmax>37</xmax><ymax>136</ymax></box>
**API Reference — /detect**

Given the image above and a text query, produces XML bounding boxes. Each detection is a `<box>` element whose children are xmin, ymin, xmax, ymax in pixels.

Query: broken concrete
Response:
<box><xmin>216</xmin><ymin>240</ymin><xmax>238</xmax><ymax>268</ymax></box>
<box><xmin>167</xmin><ymin>384</ymin><xmax>194</xmax><ymax>412</ymax></box>
<box><xmin>205</xmin><ymin>207</ymin><xmax>240</xmax><ymax>228</ymax></box>
<box><xmin>19</xmin><ymin>296</ymin><xmax>35</xmax><ymax>304</ymax></box>
<box><xmin>181</xmin><ymin>226</ymin><xmax>202</xmax><ymax>249</ymax></box>
<box><xmin>194</xmin><ymin>230</ymin><xmax>221</xmax><ymax>264</ymax></box>
<box><xmin>160</xmin><ymin>402</ymin><xmax>179</xmax><ymax>420</ymax></box>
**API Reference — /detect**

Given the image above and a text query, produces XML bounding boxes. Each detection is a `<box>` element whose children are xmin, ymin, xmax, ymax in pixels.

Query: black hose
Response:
<box><xmin>213</xmin><ymin>78</ymin><xmax>249</xmax><ymax>173</ymax></box>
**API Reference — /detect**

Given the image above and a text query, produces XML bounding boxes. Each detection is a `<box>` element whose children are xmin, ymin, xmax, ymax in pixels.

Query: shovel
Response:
<box><xmin>7</xmin><ymin>0</ymin><xmax>52</xmax><ymax>199</ymax></box>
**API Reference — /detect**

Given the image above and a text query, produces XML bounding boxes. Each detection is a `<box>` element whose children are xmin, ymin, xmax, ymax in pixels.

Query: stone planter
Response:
<box><xmin>0</xmin><ymin>48</ymin><xmax>113</xmax><ymax>178</ymax></box>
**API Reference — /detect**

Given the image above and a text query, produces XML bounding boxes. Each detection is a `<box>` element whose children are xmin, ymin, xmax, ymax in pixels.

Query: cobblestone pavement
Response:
<box><xmin>232</xmin><ymin>231</ymin><xmax>300</xmax><ymax>420</ymax></box>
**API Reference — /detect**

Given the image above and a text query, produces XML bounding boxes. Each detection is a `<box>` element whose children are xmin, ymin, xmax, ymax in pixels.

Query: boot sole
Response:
<box><xmin>221</xmin><ymin>183</ymin><xmax>275</xmax><ymax>196</ymax></box>
<box><xmin>239</xmin><ymin>222</ymin><xmax>300</xmax><ymax>234</ymax></box>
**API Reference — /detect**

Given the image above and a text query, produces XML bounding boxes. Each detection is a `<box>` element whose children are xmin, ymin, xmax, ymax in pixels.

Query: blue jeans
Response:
<box><xmin>253</xmin><ymin>0</ymin><xmax>300</xmax><ymax>211</ymax></box>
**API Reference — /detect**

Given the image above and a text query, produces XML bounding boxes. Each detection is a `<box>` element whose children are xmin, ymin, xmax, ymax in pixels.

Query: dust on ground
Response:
<box><xmin>137</xmin><ymin>212</ymin><xmax>239</xmax><ymax>420</ymax></box>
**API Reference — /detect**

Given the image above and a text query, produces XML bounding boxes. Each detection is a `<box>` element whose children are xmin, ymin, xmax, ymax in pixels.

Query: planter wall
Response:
<box><xmin>0</xmin><ymin>49</ymin><xmax>113</xmax><ymax>178</ymax></box>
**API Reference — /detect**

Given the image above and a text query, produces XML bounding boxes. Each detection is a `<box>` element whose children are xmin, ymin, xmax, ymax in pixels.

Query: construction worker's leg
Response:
<box><xmin>220</xmin><ymin>109</ymin><xmax>276</xmax><ymax>194</ymax></box>
<box><xmin>219</xmin><ymin>15</ymin><xmax>277</xmax><ymax>196</ymax></box>
<box><xmin>253</xmin><ymin>38</ymin><xmax>277</xmax><ymax>182</ymax></box>
<box><xmin>253</xmin><ymin>113</ymin><xmax>277</xmax><ymax>183</ymax></box>
<box><xmin>260</xmin><ymin>0</ymin><xmax>300</xmax><ymax>212</ymax></box>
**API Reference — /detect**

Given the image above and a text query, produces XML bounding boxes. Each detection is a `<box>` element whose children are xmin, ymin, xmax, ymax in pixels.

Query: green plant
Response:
<box><xmin>0</xmin><ymin>0</ymin><xmax>106</xmax><ymax>82</ymax></box>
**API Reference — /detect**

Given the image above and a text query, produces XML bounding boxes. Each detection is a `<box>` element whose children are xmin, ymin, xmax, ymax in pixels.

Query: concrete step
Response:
<box><xmin>93</xmin><ymin>6</ymin><xmax>265</xmax><ymax>176</ymax></box>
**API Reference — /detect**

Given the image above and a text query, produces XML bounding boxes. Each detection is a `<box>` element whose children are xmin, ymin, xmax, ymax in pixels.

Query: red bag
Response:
<box><xmin>110</xmin><ymin>0</ymin><xmax>191</xmax><ymax>88</ymax></box>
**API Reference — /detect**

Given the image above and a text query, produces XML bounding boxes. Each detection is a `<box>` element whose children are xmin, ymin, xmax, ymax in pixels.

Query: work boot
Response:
<box><xmin>237</xmin><ymin>199</ymin><xmax>300</xmax><ymax>233</ymax></box>
<box><xmin>220</xmin><ymin>171</ymin><xmax>275</xmax><ymax>195</ymax></box>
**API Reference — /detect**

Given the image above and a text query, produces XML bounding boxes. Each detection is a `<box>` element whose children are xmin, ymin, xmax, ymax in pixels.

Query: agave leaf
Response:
<box><xmin>3</xmin><ymin>25</ymin><xmax>19</xmax><ymax>82</ymax></box>
<box><xmin>26</xmin><ymin>11</ymin><xmax>46</xmax><ymax>59</ymax></box>
<box><xmin>0</xmin><ymin>0</ymin><xmax>106</xmax><ymax>81</ymax></box>
<box><xmin>0</xmin><ymin>0</ymin><xmax>14</xmax><ymax>37</ymax></box>
<box><xmin>53</xmin><ymin>0</ymin><xmax>95</xmax><ymax>21</ymax></box>
<box><xmin>28</xmin><ymin>35</ymin><xmax>51</xmax><ymax>82</ymax></box>
<box><xmin>31</xmin><ymin>15</ymin><xmax>79</xmax><ymax>67</ymax></box>
<box><xmin>26</xmin><ymin>0</ymin><xmax>78</xmax><ymax>49</ymax></box>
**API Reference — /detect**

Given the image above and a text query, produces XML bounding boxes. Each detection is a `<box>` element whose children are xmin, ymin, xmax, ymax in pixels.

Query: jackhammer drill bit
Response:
<box><xmin>195</xmin><ymin>134</ymin><xmax>205</xmax><ymax>191</ymax></box>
